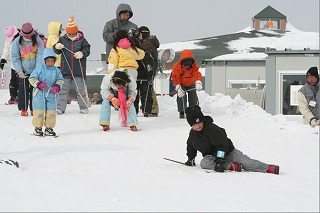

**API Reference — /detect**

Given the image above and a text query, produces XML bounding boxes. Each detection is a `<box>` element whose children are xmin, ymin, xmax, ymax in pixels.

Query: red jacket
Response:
<box><xmin>171</xmin><ymin>50</ymin><xmax>202</xmax><ymax>87</ymax></box>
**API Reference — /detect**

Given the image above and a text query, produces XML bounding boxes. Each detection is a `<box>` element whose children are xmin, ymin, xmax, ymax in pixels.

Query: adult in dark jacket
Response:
<box><xmin>53</xmin><ymin>15</ymin><xmax>91</xmax><ymax>115</ymax></box>
<box><xmin>102</xmin><ymin>3</ymin><xmax>138</xmax><ymax>57</ymax></box>
<box><xmin>184</xmin><ymin>105</ymin><xmax>280</xmax><ymax>174</ymax></box>
<box><xmin>138</xmin><ymin>26</ymin><xmax>160</xmax><ymax>117</ymax></box>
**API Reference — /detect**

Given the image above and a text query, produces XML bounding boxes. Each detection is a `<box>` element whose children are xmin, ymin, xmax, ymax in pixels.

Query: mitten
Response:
<box><xmin>17</xmin><ymin>71</ymin><xmax>27</xmax><ymax>79</ymax></box>
<box><xmin>195</xmin><ymin>80</ymin><xmax>202</xmax><ymax>91</ymax></box>
<box><xmin>126</xmin><ymin>97</ymin><xmax>135</xmax><ymax>109</ymax></box>
<box><xmin>108</xmin><ymin>94</ymin><xmax>119</xmax><ymax>109</ymax></box>
<box><xmin>51</xmin><ymin>84</ymin><xmax>61</xmax><ymax>94</ymax></box>
<box><xmin>0</xmin><ymin>59</ymin><xmax>7</xmax><ymax>70</ymax></box>
<box><xmin>185</xmin><ymin>158</ymin><xmax>196</xmax><ymax>167</ymax></box>
<box><xmin>310</xmin><ymin>118</ymin><xmax>320</xmax><ymax>128</ymax></box>
<box><xmin>37</xmin><ymin>82</ymin><xmax>48</xmax><ymax>90</ymax></box>
<box><xmin>55</xmin><ymin>43</ymin><xmax>64</xmax><ymax>50</ymax></box>
<box><xmin>74</xmin><ymin>51</ymin><xmax>83</xmax><ymax>59</ymax></box>
<box><xmin>175</xmin><ymin>84</ymin><xmax>185</xmax><ymax>98</ymax></box>
<box><xmin>214</xmin><ymin>158</ymin><xmax>226</xmax><ymax>173</ymax></box>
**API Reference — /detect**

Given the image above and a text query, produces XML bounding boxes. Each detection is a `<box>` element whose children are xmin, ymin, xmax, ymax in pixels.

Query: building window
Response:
<box><xmin>227</xmin><ymin>80</ymin><xmax>265</xmax><ymax>89</ymax></box>
<box><xmin>260</xmin><ymin>19</ymin><xmax>280</xmax><ymax>30</ymax></box>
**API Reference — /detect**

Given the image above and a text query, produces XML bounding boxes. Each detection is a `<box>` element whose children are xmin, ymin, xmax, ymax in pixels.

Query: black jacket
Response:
<box><xmin>53</xmin><ymin>31</ymin><xmax>90</xmax><ymax>78</ymax></box>
<box><xmin>186</xmin><ymin>116</ymin><xmax>235</xmax><ymax>160</ymax></box>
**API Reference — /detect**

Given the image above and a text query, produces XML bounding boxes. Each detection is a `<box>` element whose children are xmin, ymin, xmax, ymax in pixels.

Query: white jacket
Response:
<box><xmin>1</xmin><ymin>41</ymin><xmax>15</xmax><ymax>70</ymax></box>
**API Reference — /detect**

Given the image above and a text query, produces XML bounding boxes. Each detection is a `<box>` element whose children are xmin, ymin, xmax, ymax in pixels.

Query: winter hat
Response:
<box><xmin>138</xmin><ymin>26</ymin><xmax>150</xmax><ymax>39</ymax></box>
<box><xmin>66</xmin><ymin>15</ymin><xmax>78</xmax><ymax>35</ymax></box>
<box><xmin>4</xmin><ymin>25</ymin><xmax>18</xmax><ymax>42</ymax></box>
<box><xmin>185</xmin><ymin>105</ymin><xmax>206</xmax><ymax>127</ymax></box>
<box><xmin>20</xmin><ymin>22</ymin><xmax>36</xmax><ymax>39</ymax></box>
<box><xmin>112</xmin><ymin>69</ymin><xmax>131</xmax><ymax>86</ymax></box>
<box><xmin>306</xmin><ymin>67</ymin><xmax>319</xmax><ymax>81</ymax></box>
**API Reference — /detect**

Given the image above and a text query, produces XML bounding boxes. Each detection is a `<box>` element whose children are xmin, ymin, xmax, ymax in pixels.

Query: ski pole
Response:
<box><xmin>163</xmin><ymin>157</ymin><xmax>185</xmax><ymax>165</ymax></box>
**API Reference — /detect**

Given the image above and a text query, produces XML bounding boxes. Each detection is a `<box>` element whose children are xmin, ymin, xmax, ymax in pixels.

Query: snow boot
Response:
<box><xmin>44</xmin><ymin>128</ymin><xmax>56</xmax><ymax>136</ymax></box>
<box><xmin>229</xmin><ymin>163</ymin><xmax>242</xmax><ymax>172</ymax></box>
<box><xmin>130</xmin><ymin>125</ymin><xmax>138</xmax><ymax>131</ymax></box>
<box><xmin>179</xmin><ymin>112</ymin><xmax>185</xmax><ymax>119</ymax></box>
<box><xmin>267</xmin><ymin>165</ymin><xmax>280</xmax><ymax>175</ymax></box>
<box><xmin>33</xmin><ymin>127</ymin><xmax>43</xmax><ymax>136</ymax></box>
<box><xmin>21</xmin><ymin>109</ymin><xmax>28</xmax><ymax>116</ymax></box>
<box><xmin>8</xmin><ymin>96</ymin><xmax>18</xmax><ymax>105</ymax></box>
<box><xmin>102</xmin><ymin>125</ymin><xmax>110</xmax><ymax>131</ymax></box>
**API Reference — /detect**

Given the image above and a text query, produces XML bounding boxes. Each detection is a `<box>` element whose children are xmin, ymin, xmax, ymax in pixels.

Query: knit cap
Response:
<box><xmin>185</xmin><ymin>105</ymin><xmax>206</xmax><ymax>127</ymax></box>
<box><xmin>306</xmin><ymin>67</ymin><xmax>319</xmax><ymax>81</ymax></box>
<box><xmin>20</xmin><ymin>22</ymin><xmax>36</xmax><ymax>39</ymax></box>
<box><xmin>66</xmin><ymin>15</ymin><xmax>78</xmax><ymax>35</ymax></box>
<box><xmin>4</xmin><ymin>25</ymin><xmax>18</xmax><ymax>42</ymax></box>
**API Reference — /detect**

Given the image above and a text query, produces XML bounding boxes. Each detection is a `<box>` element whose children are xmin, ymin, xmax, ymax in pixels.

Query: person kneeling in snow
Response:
<box><xmin>99</xmin><ymin>69</ymin><xmax>138</xmax><ymax>131</ymax></box>
<box><xmin>29</xmin><ymin>48</ymin><xmax>64</xmax><ymax>136</ymax></box>
<box><xmin>184</xmin><ymin>105</ymin><xmax>279</xmax><ymax>174</ymax></box>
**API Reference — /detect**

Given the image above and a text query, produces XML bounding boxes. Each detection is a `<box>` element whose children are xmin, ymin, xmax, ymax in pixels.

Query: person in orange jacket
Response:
<box><xmin>171</xmin><ymin>49</ymin><xmax>203</xmax><ymax>118</ymax></box>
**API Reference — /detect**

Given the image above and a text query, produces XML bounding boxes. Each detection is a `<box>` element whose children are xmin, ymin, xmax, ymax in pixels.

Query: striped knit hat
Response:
<box><xmin>66</xmin><ymin>15</ymin><xmax>78</xmax><ymax>34</ymax></box>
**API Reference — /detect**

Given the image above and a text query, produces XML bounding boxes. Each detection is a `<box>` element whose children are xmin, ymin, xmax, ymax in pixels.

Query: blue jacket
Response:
<box><xmin>11</xmin><ymin>35</ymin><xmax>44</xmax><ymax>75</ymax></box>
<box><xmin>29</xmin><ymin>48</ymin><xmax>64</xmax><ymax>96</ymax></box>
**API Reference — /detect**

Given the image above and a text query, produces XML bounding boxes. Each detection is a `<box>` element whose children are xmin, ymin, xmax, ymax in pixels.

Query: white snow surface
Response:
<box><xmin>0</xmin><ymin>89</ymin><xmax>319</xmax><ymax>212</ymax></box>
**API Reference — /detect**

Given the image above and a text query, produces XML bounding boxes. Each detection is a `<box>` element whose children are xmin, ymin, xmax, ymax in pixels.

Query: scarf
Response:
<box><xmin>118</xmin><ymin>87</ymin><xmax>127</xmax><ymax>126</ymax></box>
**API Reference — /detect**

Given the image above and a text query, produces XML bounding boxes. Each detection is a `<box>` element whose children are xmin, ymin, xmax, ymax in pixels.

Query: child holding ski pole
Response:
<box><xmin>99</xmin><ymin>69</ymin><xmax>139</xmax><ymax>131</ymax></box>
<box><xmin>171</xmin><ymin>49</ymin><xmax>203</xmax><ymax>119</ymax></box>
<box><xmin>29</xmin><ymin>48</ymin><xmax>64</xmax><ymax>136</ymax></box>
<box><xmin>53</xmin><ymin>15</ymin><xmax>91</xmax><ymax>115</ymax></box>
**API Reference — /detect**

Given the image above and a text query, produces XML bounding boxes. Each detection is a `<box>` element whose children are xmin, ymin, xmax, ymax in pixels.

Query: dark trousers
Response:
<box><xmin>18</xmin><ymin>77</ymin><xmax>33</xmax><ymax>111</ymax></box>
<box><xmin>9</xmin><ymin>69</ymin><xmax>18</xmax><ymax>98</ymax></box>
<box><xmin>177</xmin><ymin>84</ymin><xmax>198</xmax><ymax>112</ymax></box>
<box><xmin>134</xmin><ymin>80</ymin><xmax>153</xmax><ymax>114</ymax></box>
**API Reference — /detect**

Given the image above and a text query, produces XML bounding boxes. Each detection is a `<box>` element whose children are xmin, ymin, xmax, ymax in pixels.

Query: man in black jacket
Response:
<box><xmin>184</xmin><ymin>105</ymin><xmax>279</xmax><ymax>174</ymax></box>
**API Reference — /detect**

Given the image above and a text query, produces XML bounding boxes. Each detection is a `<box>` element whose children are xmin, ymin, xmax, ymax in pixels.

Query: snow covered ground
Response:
<box><xmin>0</xmin><ymin>89</ymin><xmax>319</xmax><ymax>212</ymax></box>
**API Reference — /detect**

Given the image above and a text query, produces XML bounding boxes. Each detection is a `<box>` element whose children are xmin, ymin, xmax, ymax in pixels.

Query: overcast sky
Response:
<box><xmin>1</xmin><ymin>0</ymin><xmax>319</xmax><ymax>60</ymax></box>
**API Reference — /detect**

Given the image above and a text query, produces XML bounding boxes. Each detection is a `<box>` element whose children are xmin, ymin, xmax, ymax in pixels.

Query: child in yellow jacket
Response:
<box><xmin>107</xmin><ymin>30</ymin><xmax>144</xmax><ymax>80</ymax></box>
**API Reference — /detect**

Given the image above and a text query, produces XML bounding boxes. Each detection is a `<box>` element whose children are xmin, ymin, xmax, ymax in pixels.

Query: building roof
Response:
<box><xmin>253</xmin><ymin>5</ymin><xmax>286</xmax><ymax>19</ymax></box>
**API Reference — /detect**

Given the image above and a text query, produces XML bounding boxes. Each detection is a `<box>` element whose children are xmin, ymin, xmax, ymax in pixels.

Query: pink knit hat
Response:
<box><xmin>4</xmin><ymin>25</ymin><xmax>18</xmax><ymax>42</ymax></box>
<box><xmin>20</xmin><ymin>22</ymin><xmax>36</xmax><ymax>39</ymax></box>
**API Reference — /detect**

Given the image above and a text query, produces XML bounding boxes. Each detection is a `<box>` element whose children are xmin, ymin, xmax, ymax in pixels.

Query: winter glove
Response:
<box><xmin>74</xmin><ymin>51</ymin><xmax>83</xmax><ymax>59</ymax></box>
<box><xmin>51</xmin><ymin>84</ymin><xmax>61</xmax><ymax>94</ymax></box>
<box><xmin>175</xmin><ymin>84</ymin><xmax>185</xmax><ymax>98</ymax></box>
<box><xmin>214</xmin><ymin>158</ymin><xmax>226</xmax><ymax>173</ymax></box>
<box><xmin>185</xmin><ymin>158</ymin><xmax>196</xmax><ymax>167</ymax></box>
<box><xmin>195</xmin><ymin>80</ymin><xmax>202</xmax><ymax>91</ymax></box>
<box><xmin>55</xmin><ymin>43</ymin><xmax>64</xmax><ymax>50</ymax></box>
<box><xmin>37</xmin><ymin>82</ymin><xmax>48</xmax><ymax>90</ymax></box>
<box><xmin>310</xmin><ymin>118</ymin><xmax>320</xmax><ymax>128</ymax></box>
<box><xmin>108</xmin><ymin>94</ymin><xmax>119</xmax><ymax>109</ymax></box>
<box><xmin>17</xmin><ymin>71</ymin><xmax>27</xmax><ymax>79</ymax></box>
<box><xmin>0</xmin><ymin>59</ymin><xmax>7</xmax><ymax>70</ymax></box>
<box><xmin>126</xmin><ymin>97</ymin><xmax>135</xmax><ymax>109</ymax></box>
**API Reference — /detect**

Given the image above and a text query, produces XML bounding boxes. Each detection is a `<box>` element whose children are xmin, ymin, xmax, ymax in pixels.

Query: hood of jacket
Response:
<box><xmin>48</xmin><ymin>22</ymin><xmax>62</xmax><ymax>37</ymax></box>
<box><xmin>116</xmin><ymin>3</ymin><xmax>133</xmax><ymax>19</ymax></box>
<box><xmin>148</xmin><ymin>35</ymin><xmax>160</xmax><ymax>48</ymax></box>
<box><xmin>179</xmin><ymin>49</ymin><xmax>195</xmax><ymax>61</ymax></box>
<box><xmin>42</xmin><ymin>48</ymin><xmax>56</xmax><ymax>67</ymax></box>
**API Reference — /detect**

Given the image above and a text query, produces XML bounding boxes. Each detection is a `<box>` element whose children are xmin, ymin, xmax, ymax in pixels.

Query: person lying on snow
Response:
<box><xmin>184</xmin><ymin>105</ymin><xmax>279</xmax><ymax>174</ymax></box>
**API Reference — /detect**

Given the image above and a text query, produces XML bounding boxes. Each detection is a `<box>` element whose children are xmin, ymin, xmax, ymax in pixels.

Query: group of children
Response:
<box><xmin>1</xmin><ymin>15</ymin><xmax>91</xmax><ymax>137</ymax></box>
